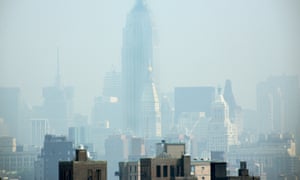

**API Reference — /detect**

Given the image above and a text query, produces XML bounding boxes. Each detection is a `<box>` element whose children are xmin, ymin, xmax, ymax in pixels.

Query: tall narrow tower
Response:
<box><xmin>122</xmin><ymin>0</ymin><xmax>161</xmax><ymax>137</ymax></box>
<box><xmin>42</xmin><ymin>50</ymin><xmax>73</xmax><ymax>135</ymax></box>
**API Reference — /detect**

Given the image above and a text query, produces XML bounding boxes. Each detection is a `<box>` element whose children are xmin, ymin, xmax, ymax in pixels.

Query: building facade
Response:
<box><xmin>228</xmin><ymin>133</ymin><xmax>298</xmax><ymax>180</ymax></box>
<box><xmin>208</xmin><ymin>90</ymin><xmax>239</xmax><ymax>153</ymax></box>
<box><xmin>31</xmin><ymin>119</ymin><xmax>49</xmax><ymax>148</ymax></box>
<box><xmin>59</xmin><ymin>149</ymin><xmax>107</xmax><ymax>180</ymax></box>
<box><xmin>35</xmin><ymin>135</ymin><xmax>74</xmax><ymax>180</ymax></box>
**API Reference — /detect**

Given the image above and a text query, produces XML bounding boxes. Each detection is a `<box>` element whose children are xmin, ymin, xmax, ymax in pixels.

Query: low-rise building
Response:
<box><xmin>59</xmin><ymin>148</ymin><xmax>107</xmax><ymax>180</ymax></box>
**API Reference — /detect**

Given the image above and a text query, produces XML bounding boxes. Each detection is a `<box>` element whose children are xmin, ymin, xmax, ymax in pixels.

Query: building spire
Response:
<box><xmin>55</xmin><ymin>48</ymin><xmax>61</xmax><ymax>87</ymax></box>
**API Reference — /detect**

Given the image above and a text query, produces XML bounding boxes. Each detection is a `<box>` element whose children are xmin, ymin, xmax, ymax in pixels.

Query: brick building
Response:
<box><xmin>59</xmin><ymin>149</ymin><xmax>107</xmax><ymax>180</ymax></box>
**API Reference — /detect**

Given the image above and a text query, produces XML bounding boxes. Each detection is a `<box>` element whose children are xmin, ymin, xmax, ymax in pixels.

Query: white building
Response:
<box><xmin>208</xmin><ymin>89</ymin><xmax>239</xmax><ymax>153</ymax></box>
<box><xmin>31</xmin><ymin>119</ymin><xmax>49</xmax><ymax>148</ymax></box>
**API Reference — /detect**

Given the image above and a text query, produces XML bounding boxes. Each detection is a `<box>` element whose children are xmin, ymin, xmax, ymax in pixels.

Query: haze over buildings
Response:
<box><xmin>1</xmin><ymin>0</ymin><xmax>300</xmax><ymax>114</ymax></box>
<box><xmin>0</xmin><ymin>0</ymin><xmax>300</xmax><ymax>179</ymax></box>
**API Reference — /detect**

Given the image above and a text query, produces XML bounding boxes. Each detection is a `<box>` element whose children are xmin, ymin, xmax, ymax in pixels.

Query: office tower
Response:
<box><xmin>0</xmin><ymin>87</ymin><xmax>29</xmax><ymax>144</ymax></box>
<box><xmin>42</xmin><ymin>54</ymin><xmax>73</xmax><ymax>135</ymax></box>
<box><xmin>0</xmin><ymin>118</ymin><xmax>8</xmax><ymax>136</ymax></box>
<box><xmin>105</xmin><ymin>134</ymin><xmax>129</xmax><ymax>180</ymax></box>
<box><xmin>122</xmin><ymin>0</ymin><xmax>161</xmax><ymax>137</ymax></box>
<box><xmin>0</xmin><ymin>88</ymin><xmax>20</xmax><ymax>137</ymax></box>
<box><xmin>103</xmin><ymin>69</ymin><xmax>121</xmax><ymax>98</ymax></box>
<box><xmin>257</xmin><ymin>75</ymin><xmax>300</xmax><ymax>134</ymax></box>
<box><xmin>92</xmin><ymin>69</ymin><xmax>123</xmax><ymax>129</ymax></box>
<box><xmin>91</xmin><ymin>96</ymin><xmax>122</xmax><ymax>130</ymax></box>
<box><xmin>68</xmin><ymin>126</ymin><xmax>87</xmax><ymax>147</ymax></box>
<box><xmin>59</xmin><ymin>148</ymin><xmax>107</xmax><ymax>180</ymax></box>
<box><xmin>31</xmin><ymin>118</ymin><xmax>49</xmax><ymax>148</ymax></box>
<box><xmin>0</xmin><ymin>136</ymin><xmax>16</xmax><ymax>152</ymax></box>
<box><xmin>161</xmin><ymin>95</ymin><xmax>174</xmax><ymax>136</ymax></box>
<box><xmin>208</xmin><ymin>89</ymin><xmax>239</xmax><ymax>153</ymax></box>
<box><xmin>129</xmin><ymin>137</ymin><xmax>146</xmax><ymax>161</ymax></box>
<box><xmin>35</xmin><ymin>135</ymin><xmax>73</xmax><ymax>180</ymax></box>
<box><xmin>174</xmin><ymin>86</ymin><xmax>215</xmax><ymax>123</ymax></box>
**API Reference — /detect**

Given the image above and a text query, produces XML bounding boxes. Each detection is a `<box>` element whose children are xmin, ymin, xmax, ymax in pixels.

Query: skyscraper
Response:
<box><xmin>256</xmin><ymin>75</ymin><xmax>300</xmax><ymax>134</ymax></box>
<box><xmin>256</xmin><ymin>75</ymin><xmax>300</xmax><ymax>155</ymax></box>
<box><xmin>122</xmin><ymin>0</ymin><xmax>161</xmax><ymax>137</ymax></box>
<box><xmin>208</xmin><ymin>89</ymin><xmax>239</xmax><ymax>153</ymax></box>
<box><xmin>35</xmin><ymin>135</ymin><xmax>73</xmax><ymax>180</ymax></box>
<box><xmin>42</xmin><ymin>51</ymin><xmax>73</xmax><ymax>135</ymax></box>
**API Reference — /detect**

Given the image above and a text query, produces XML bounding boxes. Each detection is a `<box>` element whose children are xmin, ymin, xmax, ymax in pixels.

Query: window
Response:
<box><xmin>88</xmin><ymin>169</ymin><xmax>93</xmax><ymax>180</ymax></box>
<box><xmin>156</xmin><ymin>165</ymin><xmax>161</xmax><ymax>177</ymax></box>
<box><xmin>170</xmin><ymin>166</ymin><xmax>175</xmax><ymax>177</ymax></box>
<box><xmin>163</xmin><ymin>165</ymin><xmax>168</xmax><ymax>177</ymax></box>
<box><xmin>96</xmin><ymin>169</ymin><xmax>101</xmax><ymax>180</ymax></box>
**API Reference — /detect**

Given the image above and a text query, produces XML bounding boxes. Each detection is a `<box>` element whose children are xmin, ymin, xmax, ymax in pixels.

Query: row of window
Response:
<box><xmin>156</xmin><ymin>165</ymin><xmax>183</xmax><ymax>178</ymax></box>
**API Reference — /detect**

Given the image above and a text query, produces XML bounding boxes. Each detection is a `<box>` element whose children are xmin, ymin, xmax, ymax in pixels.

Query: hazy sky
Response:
<box><xmin>1</xmin><ymin>0</ymin><xmax>300</xmax><ymax>115</ymax></box>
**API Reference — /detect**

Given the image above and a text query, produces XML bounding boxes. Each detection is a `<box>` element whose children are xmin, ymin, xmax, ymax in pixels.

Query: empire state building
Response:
<box><xmin>122</xmin><ymin>0</ymin><xmax>161</xmax><ymax>137</ymax></box>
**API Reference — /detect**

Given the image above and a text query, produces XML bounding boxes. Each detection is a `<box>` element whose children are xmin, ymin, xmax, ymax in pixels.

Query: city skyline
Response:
<box><xmin>1</xmin><ymin>0</ymin><xmax>300</xmax><ymax>115</ymax></box>
<box><xmin>1</xmin><ymin>1</ymin><xmax>300</xmax><ymax>179</ymax></box>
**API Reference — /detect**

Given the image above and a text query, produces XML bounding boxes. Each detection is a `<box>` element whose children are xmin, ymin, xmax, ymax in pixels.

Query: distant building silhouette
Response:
<box><xmin>174</xmin><ymin>86</ymin><xmax>215</xmax><ymax>123</ymax></box>
<box><xmin>91</xmin><ymin>69</ymin><xmax>122</xmax><ymax>129</ymax></box>
<box><xmin>256</xmin><ymin>75</ymin><xmax>300</xmax><ymax>134</ymax></box>
<box><xmin>31</xmin><ymin>118</ymin><xmax>49</xmax><ymax>148</ymax></box>
<box><xmin>91</xmin><ymin>95</ymin><xmax>122</xmax><ymax>130</ymax></box>
<box><xmin>129</xmin><ymin>137</ymin><xmax>146</xmax><ymax>161</ymax></box>
<box><xmin>122</xmin><ymin>0</ymin><xmax>161</xmax><ymax>137</ymax></box>
<box><xmin>68</xmin><ymin>126</ymin><xmax>87</xmax><ymax>147</ymax></box>
<box><xmin>41</xmin><ymin>51</ymin><xmax>73</xmax><ymax>135</ymax></box>
<box><xmin>160</xmin><ymin>95</ymin><xmax>174</xmax><ymax>136</ymax></box>
<box><xmin>256</xmin><ymin>75</ymin><xmax>300</xmax><ymax>155</ymax></box>
<box><xmin>105</xmin><ymin>134</ymin><xmax>129</xmax><ymax>180</ymax></box>
<box><xmin>0</xmin><ymin>87</ymin><xmax>29</xmax><ymax>144</ymax></box>
<box><xmin>208</xmin><ymin>89</ymin><xmax>239</xmax><ymax>153</ymax></box>
<box><xmin>103</xmin><ymin>69</ymin><xmax>121</xmax><ymax>98</ymax></box>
